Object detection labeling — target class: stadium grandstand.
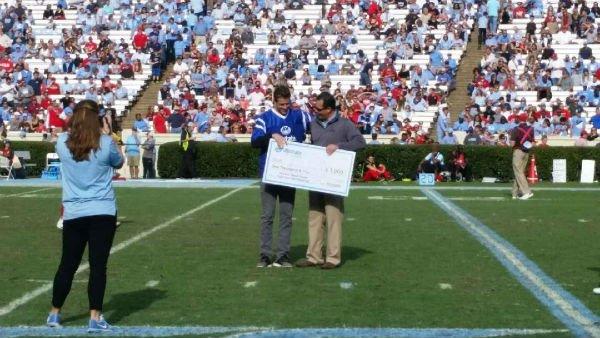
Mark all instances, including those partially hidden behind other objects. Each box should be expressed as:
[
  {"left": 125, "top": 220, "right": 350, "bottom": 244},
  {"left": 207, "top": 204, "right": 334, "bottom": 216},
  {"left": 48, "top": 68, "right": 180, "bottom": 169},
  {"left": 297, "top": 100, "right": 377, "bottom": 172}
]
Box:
[{"left": 0, "top": 0, "right": 599, "bottom": 150}]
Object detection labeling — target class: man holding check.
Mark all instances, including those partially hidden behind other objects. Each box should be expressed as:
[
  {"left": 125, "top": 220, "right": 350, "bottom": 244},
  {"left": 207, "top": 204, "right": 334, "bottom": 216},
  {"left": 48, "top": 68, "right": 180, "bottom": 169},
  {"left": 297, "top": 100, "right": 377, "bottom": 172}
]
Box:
[
  {"left": 296, "top": 92, "right": 366, "bottom": 269},
  {"left": 251, "top": 85, "right": 311, "bottom": 268}
]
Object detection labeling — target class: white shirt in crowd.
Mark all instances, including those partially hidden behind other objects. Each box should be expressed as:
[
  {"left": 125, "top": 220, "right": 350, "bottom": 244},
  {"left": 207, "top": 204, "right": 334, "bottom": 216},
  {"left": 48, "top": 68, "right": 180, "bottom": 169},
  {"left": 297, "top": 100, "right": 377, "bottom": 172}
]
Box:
[
  {"left": 173, "top": 62, "right": 189, "bottom": 74},
  {"left": 248, "top": 91, "right": 265, "bottom": 106}
]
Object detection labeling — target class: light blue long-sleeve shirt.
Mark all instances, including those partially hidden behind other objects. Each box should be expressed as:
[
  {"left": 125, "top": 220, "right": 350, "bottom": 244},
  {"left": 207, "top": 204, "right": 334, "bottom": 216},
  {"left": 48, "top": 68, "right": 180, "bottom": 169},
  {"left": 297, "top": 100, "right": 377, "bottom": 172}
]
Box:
[{"left": 57, "top": 133, "right": 124, "bottom": 220}]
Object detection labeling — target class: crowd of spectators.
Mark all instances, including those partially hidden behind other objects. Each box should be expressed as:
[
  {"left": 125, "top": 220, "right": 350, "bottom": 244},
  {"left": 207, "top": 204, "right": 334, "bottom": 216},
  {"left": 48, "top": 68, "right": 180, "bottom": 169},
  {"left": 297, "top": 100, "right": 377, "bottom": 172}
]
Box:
[
  {"left": 441, "top": 0, "right": 600, "bottom": 147},
  {"left": 132, "top": 0, "right": 474, "bottom": 145},
  {"left": 0, "top": 0, "right": 172, "bottom": 138}
]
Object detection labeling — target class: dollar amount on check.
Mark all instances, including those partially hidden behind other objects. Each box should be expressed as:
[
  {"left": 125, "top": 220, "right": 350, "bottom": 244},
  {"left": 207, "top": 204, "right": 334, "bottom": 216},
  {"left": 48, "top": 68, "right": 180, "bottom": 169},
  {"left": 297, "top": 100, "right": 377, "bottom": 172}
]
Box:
[{"left": 262, "top": 139, "right": 356, "bottom": 197}]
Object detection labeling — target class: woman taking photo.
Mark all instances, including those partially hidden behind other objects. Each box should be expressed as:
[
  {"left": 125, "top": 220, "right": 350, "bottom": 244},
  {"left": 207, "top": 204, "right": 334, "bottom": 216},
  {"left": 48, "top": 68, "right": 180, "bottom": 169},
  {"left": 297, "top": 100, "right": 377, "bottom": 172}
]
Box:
[{"left": 46, "top": 100, "right": 124, "bottom": 332}]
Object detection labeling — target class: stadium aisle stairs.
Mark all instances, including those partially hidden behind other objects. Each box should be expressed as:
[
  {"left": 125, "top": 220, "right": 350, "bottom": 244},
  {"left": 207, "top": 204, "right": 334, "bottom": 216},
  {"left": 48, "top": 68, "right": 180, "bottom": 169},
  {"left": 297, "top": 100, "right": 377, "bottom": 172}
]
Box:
[
  {"left": 122, "top": 63, "right": 175, "bottom": 129},
  {"left": 446, "top": 29, "right": 483, "bottom": 122}
]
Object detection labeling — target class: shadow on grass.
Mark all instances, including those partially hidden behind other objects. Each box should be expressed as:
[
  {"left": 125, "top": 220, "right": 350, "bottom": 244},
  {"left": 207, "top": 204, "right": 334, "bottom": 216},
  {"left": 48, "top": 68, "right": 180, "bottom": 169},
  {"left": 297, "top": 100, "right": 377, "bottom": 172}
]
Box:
[
  {"left": 290, "top": 245, "right": 372, "bottom": 265},
  {"left": 587, "top": 267, "right": 600, "bottom": 276},
  {"left": 62, "top": 288, "right": 167, "bottom": 324}
]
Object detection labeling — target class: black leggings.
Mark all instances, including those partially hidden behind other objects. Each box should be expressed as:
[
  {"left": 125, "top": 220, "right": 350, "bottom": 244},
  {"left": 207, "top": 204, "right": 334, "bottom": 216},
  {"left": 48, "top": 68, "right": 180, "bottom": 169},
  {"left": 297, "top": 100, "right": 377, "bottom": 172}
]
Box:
[{"left": 52, "top": 215, "right": 116, "bottom": 311}]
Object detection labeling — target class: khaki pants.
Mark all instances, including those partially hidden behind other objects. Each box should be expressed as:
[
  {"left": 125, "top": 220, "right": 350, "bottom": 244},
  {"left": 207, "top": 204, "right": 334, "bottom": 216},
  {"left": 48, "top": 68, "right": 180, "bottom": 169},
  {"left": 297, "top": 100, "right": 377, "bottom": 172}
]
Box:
[
  {"left": 512, "top": 149, "right": 531, "bottom": 197},
  {"left": 307, "top": 192, "right": 344, "bottom": 266}
]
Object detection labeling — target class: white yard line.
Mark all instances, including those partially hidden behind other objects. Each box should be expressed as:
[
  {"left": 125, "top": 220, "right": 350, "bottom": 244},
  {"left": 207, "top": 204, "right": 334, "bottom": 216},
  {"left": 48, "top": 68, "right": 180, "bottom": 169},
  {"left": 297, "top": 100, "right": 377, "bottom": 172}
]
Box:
[
  {"left": 0, "top": 187, "right": 244, "bottom": 317},
  {"left": 423, "top": 189, "right": 600, "bottom": 337},
  {"left": 0, "top": 187, "right": 55, "bottom": 198}
]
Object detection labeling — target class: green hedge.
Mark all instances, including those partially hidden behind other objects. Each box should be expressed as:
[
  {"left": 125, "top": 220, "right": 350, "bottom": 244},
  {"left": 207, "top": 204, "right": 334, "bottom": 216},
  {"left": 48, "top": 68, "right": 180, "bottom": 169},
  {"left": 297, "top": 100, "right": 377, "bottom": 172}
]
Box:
[
  {"left": 1, "top": 141, "right": 55, "bottom": 177},
  {"left": 158, "top": 142, "right": 259, "bottom": 178},
  {"left": 158, "top": 142, "right": 600, "bottom": 182}
]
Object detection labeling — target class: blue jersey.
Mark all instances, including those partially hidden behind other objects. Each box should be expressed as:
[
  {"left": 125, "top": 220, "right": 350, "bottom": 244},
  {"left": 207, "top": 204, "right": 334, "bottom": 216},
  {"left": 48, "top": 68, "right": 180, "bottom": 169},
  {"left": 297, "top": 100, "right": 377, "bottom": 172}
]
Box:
[{"left": 251, "top": 108, "right": 311, "bottom": 177}]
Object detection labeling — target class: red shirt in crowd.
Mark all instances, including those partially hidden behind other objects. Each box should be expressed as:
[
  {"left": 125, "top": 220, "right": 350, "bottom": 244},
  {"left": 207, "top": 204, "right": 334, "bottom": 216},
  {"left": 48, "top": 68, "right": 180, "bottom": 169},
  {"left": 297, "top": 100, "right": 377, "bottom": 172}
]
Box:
[
  {"left": 84, "top": 41, "right": 97, "bottom": 54},
  {"left": 475, "top": 76, "right": 490, "bottom": 88},
  {"left": 133, "top": 31, "right": 148, "bottom": 50},
  {"left": 120, "top": 63, "right": 133, "bottom": 73},
  {"left": 380, "top": 65, "right": 396, "bottom": 81},
  {"left": 48, "top": 106, "right": 65, "bottom": 129},
  {"left": 367, "top": 0, "right": 380, "bottom": 15},
  {"left": 512, "top": 5, "right": 526, "bottom": 18},
  {"left": 207, "top": 52, "right": 220, "bottom": 65},
  {"left": 0, "top": 57, "right": 13, "bottom": 73},
  {"left": 537, "top": 108, "right": 551, "bottom": 119},
  {"left": 46, "top": 81, "right": 61, "bottom": 95},
  {"left": 153, "top": 113, "right": 167, "bottom": 133}
]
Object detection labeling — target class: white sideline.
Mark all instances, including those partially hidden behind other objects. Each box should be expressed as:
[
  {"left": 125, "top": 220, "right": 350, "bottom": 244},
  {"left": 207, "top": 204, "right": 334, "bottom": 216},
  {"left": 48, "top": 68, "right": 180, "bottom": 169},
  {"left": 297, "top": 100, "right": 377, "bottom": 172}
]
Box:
[
  {"left": 0, "top": 187, "right": 244, "bottom": 317},
  {"left": 0, "top": 187, "right": 55, "bottom": 198}
]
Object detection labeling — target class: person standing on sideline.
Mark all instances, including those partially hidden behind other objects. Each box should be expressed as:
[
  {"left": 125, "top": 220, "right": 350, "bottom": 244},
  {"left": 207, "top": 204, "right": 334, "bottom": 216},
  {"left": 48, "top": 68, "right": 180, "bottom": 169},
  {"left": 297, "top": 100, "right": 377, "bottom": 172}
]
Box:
[
  {"left": 179, "top": 122, "right": 196, "bottom": 178},
  {"left": 47, "top": 100, "right": 124, "bottom": 332},
  {"left": 296, "top": 92, "right": 366, "bottom": 270},
  {"left": 510, "top": 115, "right": 534, "bottom": 200},
  {"left": 125, "top": 128, "right": 141, "bottom": 179},
  {"left": 141, "top": 132, "right": 156, "bottom": 179},
  {"left": 251, "top": 85, "right": 310, "bottom": 268}
]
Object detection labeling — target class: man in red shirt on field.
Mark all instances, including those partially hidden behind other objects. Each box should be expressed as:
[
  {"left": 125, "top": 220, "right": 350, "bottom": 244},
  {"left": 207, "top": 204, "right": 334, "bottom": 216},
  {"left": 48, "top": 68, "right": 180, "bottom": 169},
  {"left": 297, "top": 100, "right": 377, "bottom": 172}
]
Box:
[{"left": 132, "top": 29, "right": 149, "bottom": 51}]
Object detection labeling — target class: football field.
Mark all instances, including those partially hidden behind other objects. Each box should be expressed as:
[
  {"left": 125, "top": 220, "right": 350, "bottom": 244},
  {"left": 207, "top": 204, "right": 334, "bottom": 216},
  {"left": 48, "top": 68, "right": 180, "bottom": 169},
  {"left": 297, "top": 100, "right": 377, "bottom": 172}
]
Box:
[{"left": 1, "top": 181, "right": 599, "bottom": 337}]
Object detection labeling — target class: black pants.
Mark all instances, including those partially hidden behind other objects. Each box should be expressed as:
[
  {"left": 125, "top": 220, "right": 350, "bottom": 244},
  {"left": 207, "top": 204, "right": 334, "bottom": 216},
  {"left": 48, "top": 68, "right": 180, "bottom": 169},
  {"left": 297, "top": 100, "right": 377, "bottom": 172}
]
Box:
[
  {"left": 421, "top": 162, "right": 443, "bottom": 174},
  {"left": 478, "top": 28, "right": 486, "bottom": 46},
  {"left": 179, "top": 148, "right": 195, "bottom": 178},
  {"left": 143, "top": 157, "right": 155, "bottom": 179},
  {"left": 166, "top": 40, "right": 176, "bottom": 62},
  {"left": 449, "top": 163, "right": 471, "bottom": 181},
  {"left": 52, "top": 215, "right": 116, "bottom": 311}
]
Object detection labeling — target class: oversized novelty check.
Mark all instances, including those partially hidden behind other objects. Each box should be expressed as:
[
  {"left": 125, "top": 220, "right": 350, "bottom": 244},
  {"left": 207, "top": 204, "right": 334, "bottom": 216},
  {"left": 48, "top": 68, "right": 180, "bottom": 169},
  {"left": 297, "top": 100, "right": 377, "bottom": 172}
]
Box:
[{"left": 262, "top": 139, "right": 356, "bottom": 197}]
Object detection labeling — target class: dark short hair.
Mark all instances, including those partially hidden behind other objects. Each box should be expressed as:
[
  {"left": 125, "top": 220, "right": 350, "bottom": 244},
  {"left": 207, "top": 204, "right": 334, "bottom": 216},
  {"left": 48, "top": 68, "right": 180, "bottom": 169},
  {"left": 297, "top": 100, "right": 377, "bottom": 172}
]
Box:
[
  {"left": 316, "top": 91, "right": 336, "bottom": 110},
  {"left": 273, "top": 85, "right": 291, "bottom": 101}
]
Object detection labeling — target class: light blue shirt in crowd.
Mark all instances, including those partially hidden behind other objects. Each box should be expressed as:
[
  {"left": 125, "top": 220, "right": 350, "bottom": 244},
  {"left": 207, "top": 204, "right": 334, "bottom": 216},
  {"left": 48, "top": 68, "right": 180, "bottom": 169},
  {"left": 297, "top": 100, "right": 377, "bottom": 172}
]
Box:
[
  {"left": 57, "top": 133, "right": 124, "bottom": 220},
  {"left": 487, "top": 0, "right": 500, "bottom": 16}
]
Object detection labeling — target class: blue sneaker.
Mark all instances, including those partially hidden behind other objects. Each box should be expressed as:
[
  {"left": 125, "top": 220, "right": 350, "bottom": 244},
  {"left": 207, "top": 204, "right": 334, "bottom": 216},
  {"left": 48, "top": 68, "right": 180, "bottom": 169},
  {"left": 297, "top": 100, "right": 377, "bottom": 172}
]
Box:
[
  {"left": 87, "top": 315, "right": 112, "bottom": 333},
  {"left": 46, "top": 313, "right": 61, "bottom": 328}
]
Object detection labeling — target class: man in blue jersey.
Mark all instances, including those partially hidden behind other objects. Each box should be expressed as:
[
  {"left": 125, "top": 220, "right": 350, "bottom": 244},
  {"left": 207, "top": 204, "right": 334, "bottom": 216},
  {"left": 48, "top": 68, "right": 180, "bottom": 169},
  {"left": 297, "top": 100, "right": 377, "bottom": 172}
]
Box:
[{"left": 251, "top": 85, "right": 311, "bottom": 268}]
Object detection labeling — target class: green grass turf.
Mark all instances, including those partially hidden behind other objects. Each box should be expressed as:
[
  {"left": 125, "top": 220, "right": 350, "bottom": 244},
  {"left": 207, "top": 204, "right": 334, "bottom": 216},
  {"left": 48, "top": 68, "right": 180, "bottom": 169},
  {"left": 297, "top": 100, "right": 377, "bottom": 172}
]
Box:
[
  {"left": 0, "top": 187, "right": 565, "bottom": 332},
  {"left": 441, "top": 188, "right": 600, "bottom": 317}
]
